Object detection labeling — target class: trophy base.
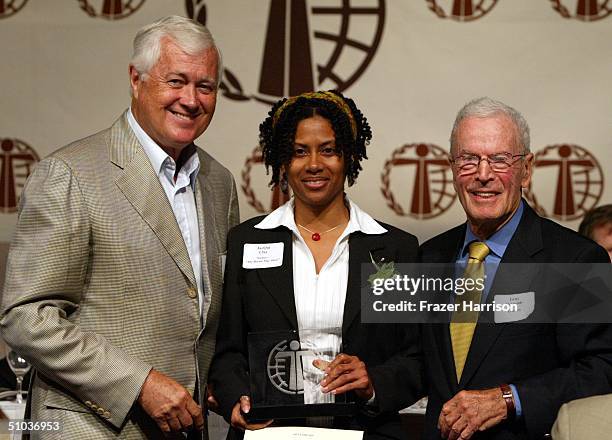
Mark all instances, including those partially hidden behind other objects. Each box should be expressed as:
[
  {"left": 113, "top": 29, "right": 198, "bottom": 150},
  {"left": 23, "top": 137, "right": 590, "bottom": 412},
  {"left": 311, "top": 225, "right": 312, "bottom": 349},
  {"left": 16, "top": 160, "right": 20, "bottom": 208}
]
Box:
[{"left": 245, "top": 402, "right": 357, "bottom": 422}]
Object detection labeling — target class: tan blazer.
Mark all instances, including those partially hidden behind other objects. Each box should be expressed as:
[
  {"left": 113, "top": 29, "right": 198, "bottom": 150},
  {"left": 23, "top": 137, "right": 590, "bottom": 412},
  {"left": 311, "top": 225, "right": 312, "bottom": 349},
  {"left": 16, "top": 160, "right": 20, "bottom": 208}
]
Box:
[
  {"left": 0, "top": 112, "right": 239, "bottom": 439},
  {"left": 551, "top": 394, "right": 612, "bottom": 440}
]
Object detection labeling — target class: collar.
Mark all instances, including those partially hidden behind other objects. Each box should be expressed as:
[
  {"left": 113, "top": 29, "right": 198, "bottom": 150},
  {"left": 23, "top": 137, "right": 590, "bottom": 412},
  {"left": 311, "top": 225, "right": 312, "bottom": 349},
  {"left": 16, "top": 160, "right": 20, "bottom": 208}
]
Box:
[
  {"left": 254, "top": 197, "right": 388, "bottom": 239},
  {"left": 461, "top": 199, "right": 524, "bottom": 259},
  {"left": 127, "top": 107, "right": 200, "bottom": 189}
]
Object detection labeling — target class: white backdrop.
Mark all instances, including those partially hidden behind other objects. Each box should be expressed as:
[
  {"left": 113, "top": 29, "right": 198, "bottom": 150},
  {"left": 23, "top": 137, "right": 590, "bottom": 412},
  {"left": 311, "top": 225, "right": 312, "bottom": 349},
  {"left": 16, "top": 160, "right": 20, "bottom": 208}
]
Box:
[{"left": 0, "top": 0, "right": 610, "bottom": 244}]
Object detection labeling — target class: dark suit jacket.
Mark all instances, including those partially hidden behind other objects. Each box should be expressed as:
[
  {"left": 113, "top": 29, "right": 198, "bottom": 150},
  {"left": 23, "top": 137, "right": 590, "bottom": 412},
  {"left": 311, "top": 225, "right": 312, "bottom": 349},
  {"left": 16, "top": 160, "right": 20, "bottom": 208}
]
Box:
[
  {"left": 210, "top": 216, "right": 423, "bottom": 439},
  {"left": 420, "top": 202, "right": 612, "bottom": 440}
]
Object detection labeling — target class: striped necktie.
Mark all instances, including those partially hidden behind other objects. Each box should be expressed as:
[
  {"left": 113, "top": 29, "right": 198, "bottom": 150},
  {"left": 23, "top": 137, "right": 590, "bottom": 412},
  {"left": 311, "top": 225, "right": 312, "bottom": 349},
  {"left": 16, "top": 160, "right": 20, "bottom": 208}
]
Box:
[{"left": 450, "top": 241, "right": 490, "bottom": 381}]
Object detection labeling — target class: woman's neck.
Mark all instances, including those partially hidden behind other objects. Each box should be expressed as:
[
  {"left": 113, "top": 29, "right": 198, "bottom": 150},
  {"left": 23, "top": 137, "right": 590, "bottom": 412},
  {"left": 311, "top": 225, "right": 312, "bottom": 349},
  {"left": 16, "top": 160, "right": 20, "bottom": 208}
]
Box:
[{"left": 294, "top": 196, "right": 349, "bottom": 228}]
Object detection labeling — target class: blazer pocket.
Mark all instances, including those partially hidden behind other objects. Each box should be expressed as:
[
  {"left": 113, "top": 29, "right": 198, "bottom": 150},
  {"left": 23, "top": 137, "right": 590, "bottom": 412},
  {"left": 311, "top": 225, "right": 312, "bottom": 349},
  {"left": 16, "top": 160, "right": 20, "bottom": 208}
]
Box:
[{"left": 497, "top": 323, "right": 551, "bottom": 338}]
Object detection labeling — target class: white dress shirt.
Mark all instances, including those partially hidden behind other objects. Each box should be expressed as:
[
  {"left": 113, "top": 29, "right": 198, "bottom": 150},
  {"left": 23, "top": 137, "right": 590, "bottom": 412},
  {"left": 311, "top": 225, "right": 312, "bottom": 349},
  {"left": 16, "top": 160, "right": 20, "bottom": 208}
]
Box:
[
  {"left": 255, "top": 197, "right": 387, "bottom": 404},
  {"left": 127, "top": 108, "right": 208, "bottom": 322}
]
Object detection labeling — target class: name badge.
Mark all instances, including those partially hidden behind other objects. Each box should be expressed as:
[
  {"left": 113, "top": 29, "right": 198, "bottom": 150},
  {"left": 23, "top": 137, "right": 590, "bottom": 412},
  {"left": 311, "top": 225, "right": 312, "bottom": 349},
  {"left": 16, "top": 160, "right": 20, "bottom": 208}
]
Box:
[
  {"left": 243, "top": 243, "right": 284, "bottom": 269},
  {"left": 494, "top": 291, "right": 535, "bottom": 323}
]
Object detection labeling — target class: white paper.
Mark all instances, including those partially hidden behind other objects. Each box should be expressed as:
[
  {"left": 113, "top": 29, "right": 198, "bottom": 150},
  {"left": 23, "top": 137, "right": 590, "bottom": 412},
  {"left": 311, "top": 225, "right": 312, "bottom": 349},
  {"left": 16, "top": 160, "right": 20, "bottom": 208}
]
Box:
[
  {"left": 242, "top": 242, "right": 284, "bottom": 268},
  {"left": 244, "top": 426, "right": 363, "bottom": 440},
  {"left": 494, "top": 291, "right": 535, "bottom": 323}
]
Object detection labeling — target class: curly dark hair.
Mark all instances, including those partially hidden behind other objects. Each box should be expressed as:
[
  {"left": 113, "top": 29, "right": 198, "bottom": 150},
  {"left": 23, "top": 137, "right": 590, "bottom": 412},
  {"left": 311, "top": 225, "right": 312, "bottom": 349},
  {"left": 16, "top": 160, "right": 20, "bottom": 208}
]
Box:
[
  {"left": 579, "top": 204, "right": 612, "bottom": 239},
  {"left": 259, "top": 90, "right": 372, "bottom": 188}
]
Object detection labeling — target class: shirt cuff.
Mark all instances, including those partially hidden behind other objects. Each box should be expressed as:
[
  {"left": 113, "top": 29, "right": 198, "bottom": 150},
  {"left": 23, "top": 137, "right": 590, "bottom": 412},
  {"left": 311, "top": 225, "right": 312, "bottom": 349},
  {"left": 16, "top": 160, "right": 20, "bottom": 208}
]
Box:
[{"left": 509, "top": 384, "right": 522, "bottom": 418}]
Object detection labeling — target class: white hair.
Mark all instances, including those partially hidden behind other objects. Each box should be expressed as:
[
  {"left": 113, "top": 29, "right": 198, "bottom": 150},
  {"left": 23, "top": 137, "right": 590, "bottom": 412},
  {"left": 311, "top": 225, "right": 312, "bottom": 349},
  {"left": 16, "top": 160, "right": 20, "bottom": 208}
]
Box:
[
  {"left": 450, "top": 97, "right": 530, "bottom": 154},
  {"left": 130, "top": 15, "right": 223, "bottom": 86}
]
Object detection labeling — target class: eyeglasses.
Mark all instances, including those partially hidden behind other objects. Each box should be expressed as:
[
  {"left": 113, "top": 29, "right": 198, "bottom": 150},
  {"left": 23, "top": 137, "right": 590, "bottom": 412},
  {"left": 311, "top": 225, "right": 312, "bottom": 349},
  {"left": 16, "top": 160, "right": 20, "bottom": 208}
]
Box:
[{"left": 450, "top": 152, "right": 527, "bottom": 174}]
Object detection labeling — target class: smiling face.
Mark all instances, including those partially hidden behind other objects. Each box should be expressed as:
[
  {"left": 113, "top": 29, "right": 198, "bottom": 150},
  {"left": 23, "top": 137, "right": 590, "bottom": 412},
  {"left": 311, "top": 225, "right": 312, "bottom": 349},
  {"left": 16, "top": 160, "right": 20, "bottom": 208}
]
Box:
[
  {"left": 452, "top": 114, "right": 533, "bottom": 238},
  {"left": 287, "top": 116, "right": 346, "bottom": 212},
  {"left": 129, "top": 37, "right": 218, "bottom": 159}
]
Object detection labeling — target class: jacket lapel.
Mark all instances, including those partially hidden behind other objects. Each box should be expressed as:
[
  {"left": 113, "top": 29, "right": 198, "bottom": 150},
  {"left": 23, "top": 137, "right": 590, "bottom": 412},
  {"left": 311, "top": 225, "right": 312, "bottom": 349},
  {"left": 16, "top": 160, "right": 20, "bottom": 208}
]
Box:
[
  {"left": 194, "top": 152, "right": 220, "bottom": 325},
  {"left": 428, "top": 227, "right": 466, "bottom": 392},
  {"left": 459, "top": 203, "right": 543, "bottom": 388},
  {"left": 255, "top": 229, "right": 298, "bottom": 329},
  {"left": 343, "top": 233, "right": 386, "bottom": 335},
  {"left": 111, "top": 112, "right": 197, "bottom": 288}
]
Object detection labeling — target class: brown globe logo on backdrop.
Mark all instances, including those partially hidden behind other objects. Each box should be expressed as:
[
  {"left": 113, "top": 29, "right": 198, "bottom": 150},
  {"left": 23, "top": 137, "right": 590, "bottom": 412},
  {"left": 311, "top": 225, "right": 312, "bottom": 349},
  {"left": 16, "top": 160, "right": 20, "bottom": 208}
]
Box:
[
  {"left": 78, "top": 0, "right": 145, "bottom": 20},
  {"left": 242, "top": 146, "right": 291, "bottom": 213},
  {"left": 186, "top": 0, "right": 386, "bottom": 104},
  {"left": 550, "top": 0, "right": 612, "bottom": 21},
  {"left": 0, "top": 138, "right": 39, "bottom": 213},
  {"left": 185, "top": 0, "right": 207, "bottom": 25},
  {"left": 0, "top": 0, "right": 28, "bottom": 19},
  {"left": 524, "top": 144, "right": 603, "bottom": 221},
  {"left": 381, "top": 143, "right": 456, "bottom": 219},
  {"left": 426, "top": 0, "right": 499, "bottom": 21},
  {"left": 187, "top": 0, "right": 385, "bottom": 209}
]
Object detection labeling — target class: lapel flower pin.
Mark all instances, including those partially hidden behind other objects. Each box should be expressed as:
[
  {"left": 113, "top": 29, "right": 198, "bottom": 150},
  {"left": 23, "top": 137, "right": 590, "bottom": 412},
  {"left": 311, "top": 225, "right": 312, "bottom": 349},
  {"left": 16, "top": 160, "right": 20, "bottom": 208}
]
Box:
[{"left": 367, "top": 252, "right": 398, "bottom": 286}]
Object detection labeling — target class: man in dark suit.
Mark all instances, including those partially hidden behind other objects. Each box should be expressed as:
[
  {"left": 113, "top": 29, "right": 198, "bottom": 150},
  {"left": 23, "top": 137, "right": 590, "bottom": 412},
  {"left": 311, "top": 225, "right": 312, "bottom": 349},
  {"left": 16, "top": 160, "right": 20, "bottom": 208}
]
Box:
[{"left": 420, "top": 97, "right": 612, "bottom": 440}]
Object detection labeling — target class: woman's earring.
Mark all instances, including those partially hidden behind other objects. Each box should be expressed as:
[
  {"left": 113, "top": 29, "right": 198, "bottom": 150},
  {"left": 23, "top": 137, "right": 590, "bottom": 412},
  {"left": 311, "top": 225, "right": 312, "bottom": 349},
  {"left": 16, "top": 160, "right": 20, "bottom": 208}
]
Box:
[{"left": 280, "top": 172, "right": 288, "bottom": 193}]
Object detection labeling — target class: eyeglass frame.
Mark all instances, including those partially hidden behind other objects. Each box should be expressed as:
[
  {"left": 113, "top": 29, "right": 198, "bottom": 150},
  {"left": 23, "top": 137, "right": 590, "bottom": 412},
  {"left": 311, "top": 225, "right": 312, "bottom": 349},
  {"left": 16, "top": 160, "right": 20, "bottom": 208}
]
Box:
[{"left": 449, "top": 152, "right": 528, "bottom": 174}]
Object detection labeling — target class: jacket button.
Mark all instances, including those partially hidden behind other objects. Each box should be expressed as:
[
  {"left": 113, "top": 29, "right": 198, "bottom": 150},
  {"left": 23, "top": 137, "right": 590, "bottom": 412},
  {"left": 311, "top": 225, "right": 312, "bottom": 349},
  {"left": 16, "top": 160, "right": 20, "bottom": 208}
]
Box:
[
  {"left": 91, "top": 404, "right": 98, "bottom": 411},
  {"left": 187, "top": 287, "right": 197, "bottom": 299},
  {"left": 103, "top": 411, "right": 111, "bottom": 419},
  {"left": 85, "top": 401, "right": 92, "bottom": 408},
  {"left": 97, "top": 407, "right": 105, "bottom": 415}
]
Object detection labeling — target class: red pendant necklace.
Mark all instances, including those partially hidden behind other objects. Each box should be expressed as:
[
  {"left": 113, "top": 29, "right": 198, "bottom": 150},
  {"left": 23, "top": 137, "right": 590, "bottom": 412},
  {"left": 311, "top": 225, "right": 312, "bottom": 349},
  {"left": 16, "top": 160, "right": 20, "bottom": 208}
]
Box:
[{"left": 297, "top": 223, "right": 344, "bottom": 241}]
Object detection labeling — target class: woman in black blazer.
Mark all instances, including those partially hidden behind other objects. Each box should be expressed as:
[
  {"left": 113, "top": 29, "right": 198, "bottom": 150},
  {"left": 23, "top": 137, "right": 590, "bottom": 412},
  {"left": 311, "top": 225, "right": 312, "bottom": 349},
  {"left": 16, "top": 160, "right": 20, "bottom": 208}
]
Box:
[{"left": 209, "top": 91, "right": 422, "bottom": 439}]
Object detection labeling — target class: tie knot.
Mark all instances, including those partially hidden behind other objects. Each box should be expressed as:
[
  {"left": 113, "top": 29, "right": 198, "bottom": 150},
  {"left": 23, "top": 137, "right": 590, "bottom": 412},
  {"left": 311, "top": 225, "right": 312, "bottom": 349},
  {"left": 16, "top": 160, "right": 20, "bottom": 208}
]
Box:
[{"left": 468, "top": 241, "right": 490, "bottom": 262}]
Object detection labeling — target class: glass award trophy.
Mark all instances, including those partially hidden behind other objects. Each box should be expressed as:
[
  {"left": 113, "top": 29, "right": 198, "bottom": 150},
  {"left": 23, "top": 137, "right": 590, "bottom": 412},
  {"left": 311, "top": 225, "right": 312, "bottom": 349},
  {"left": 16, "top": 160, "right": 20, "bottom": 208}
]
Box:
[{"left": 245, "top": 327, "right": 357, "bottom": 421}]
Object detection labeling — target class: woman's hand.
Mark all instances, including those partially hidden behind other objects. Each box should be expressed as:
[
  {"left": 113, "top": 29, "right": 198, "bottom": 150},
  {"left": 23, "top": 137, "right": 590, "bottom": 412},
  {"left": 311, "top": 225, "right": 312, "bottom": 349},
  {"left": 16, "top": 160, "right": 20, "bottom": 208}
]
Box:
[
  {"left": 319, "top": 353, "right": 374, "bottom": 400},
  {"left": 230, "top": 396, "right": 274, "bottom": 431},
  {"left": 206, "top": 383, "right": 219, "bottom": 412}
]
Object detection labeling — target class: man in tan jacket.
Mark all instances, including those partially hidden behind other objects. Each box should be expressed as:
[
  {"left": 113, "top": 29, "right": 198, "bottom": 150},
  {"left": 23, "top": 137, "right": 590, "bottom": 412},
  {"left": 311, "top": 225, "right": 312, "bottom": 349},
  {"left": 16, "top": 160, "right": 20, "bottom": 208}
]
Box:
[
  {"left": 0, "top": 16, "right": 238, "bottom": 439},
  {"left": 552, "top": 394, "right": 612, "bottom": 440}
]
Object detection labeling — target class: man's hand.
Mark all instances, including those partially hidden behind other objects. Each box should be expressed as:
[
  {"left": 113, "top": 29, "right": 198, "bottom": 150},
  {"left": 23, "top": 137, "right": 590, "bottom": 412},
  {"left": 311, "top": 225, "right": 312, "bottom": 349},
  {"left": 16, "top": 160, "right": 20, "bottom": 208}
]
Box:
[
  {"left": 138, "top": 369, "right": 204, "bottom": 433},
  {"left": 230, "top": 396, "right": 273, "bottom": 431},
  {"left": 438, "top": 388, "right": 507, "bottom": 440},
  {"left": 320, "top": 353, "right": 374, "bottom": 400}
]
